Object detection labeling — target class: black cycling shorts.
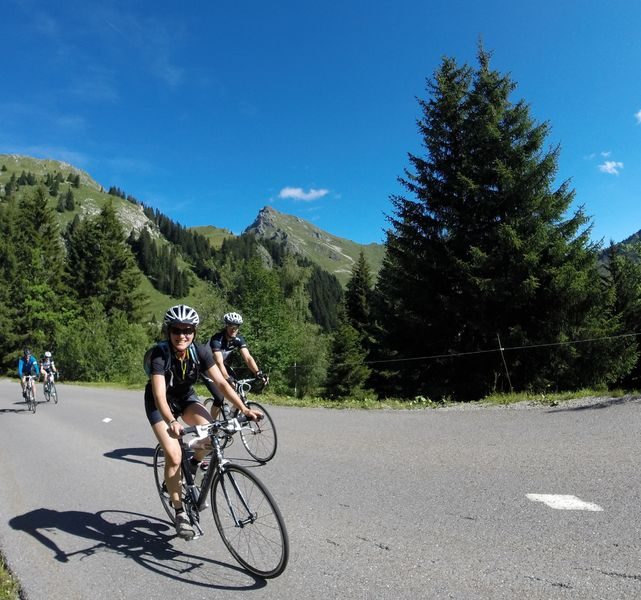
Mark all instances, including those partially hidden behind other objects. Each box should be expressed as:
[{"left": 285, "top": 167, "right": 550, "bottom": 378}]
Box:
[{"left": 144, "top": 387, "right": 201, "bottom": 426}]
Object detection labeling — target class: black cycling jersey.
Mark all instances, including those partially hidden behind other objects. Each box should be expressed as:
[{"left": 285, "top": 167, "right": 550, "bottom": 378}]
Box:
[
  {"left": 145, "top": 341, "right": 214, "bottom": 402},
  {"left": 144, "top": 341, "right": 215, "bottom": 425},
  {"left": 209, "top": 330, "right": 248, "bottom": 362}
]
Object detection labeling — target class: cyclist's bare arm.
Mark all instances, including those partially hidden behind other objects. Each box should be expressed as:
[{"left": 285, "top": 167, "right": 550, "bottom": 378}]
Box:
[
  {"left": 212, "top": 350, "right": 230, "bottom": 380},
  {"left": 151, "top": 374, "right": 183, "bottom": 438}
]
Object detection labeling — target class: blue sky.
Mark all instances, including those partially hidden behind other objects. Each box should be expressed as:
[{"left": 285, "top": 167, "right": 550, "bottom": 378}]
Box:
[{"left": 1, "top": 0, "right": 640, "bottom": 245}]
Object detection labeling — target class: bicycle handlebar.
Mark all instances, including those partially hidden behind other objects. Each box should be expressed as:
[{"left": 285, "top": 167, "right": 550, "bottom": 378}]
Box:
[{"left": 182, "top": 414, "right": 250, "bottom": 439}]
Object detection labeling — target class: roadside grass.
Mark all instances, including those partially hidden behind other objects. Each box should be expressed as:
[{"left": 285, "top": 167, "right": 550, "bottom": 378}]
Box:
[
  {"left": 35, "top": 378, "right": 635, "bottom": 409},
  {"left": 0, "top": 555, "right": 20, "bottom": 600}
]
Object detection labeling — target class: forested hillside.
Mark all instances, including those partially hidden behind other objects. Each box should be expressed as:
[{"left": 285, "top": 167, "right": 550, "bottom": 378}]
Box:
[{"left": 0, "top": 154, "right": 345, "bottom": 395}]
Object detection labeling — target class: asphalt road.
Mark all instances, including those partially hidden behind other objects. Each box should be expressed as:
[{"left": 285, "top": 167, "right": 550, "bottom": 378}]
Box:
[{"left": 1, "top": 377, "right": 641, "bottom": 599}]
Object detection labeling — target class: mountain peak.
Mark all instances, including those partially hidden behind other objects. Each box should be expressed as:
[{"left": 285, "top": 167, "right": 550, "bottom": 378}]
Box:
[{"left": 244, "top": 206, "right": 384, "bottom": 286}]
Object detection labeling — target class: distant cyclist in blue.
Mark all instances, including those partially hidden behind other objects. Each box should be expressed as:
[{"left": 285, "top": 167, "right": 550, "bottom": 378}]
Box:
[{"left": 18, "top": 348, "right": 40, "bottom": 401}]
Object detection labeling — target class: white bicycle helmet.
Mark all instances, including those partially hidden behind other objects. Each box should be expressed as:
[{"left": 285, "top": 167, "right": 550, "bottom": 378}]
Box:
[
  {"left": 164, "top": 304, "right": 200, "bottom": 327},
  {"left": 223, "top": 312, "right": 243, "bottom": 326},
  {"left": 44, "top": 351, "right": 52, "bottom": 358}
]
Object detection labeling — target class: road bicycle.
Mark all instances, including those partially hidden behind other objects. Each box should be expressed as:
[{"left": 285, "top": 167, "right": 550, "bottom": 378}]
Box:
[
  {"left": 203, "top": 376, "right": 277, "bottom": 463},
  {"left": 152, "top": 416, "right": 289, "bottom": 578},
  {"left": 43, "top": 373, "right": 58, "bottom": 404},
  {"left": 23, "top": 375, "right": 37, "bottom": 413}
]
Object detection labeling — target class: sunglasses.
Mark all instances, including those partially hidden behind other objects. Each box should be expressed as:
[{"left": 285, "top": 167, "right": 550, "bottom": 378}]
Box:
[{"left": 170, "top": 327, "right": 195, "bottom": 336}]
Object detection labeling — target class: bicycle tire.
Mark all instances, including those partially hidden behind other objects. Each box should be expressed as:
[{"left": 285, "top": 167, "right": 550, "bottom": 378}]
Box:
[
  {"left": 43, "top": 383, "right": 50, "bottom": 402},
  {"left": 51, "top": 382, "right": 58, "bottom": 404},
  {"left": 152, "top": 445, "right": 176, "bottom": 524},
  {"left": 28, "top": 386, "right": 36, "bottom": 413},
  {"left": 240, "top": 401, "right": 277, "bottom": 462},
  {"left": 211, "top": 464, "right": 288, "bottom": 578}
]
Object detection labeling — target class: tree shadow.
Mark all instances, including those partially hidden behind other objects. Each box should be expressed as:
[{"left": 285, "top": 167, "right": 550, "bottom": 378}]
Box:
[
  {"left": 546, "top": 395, "right": 641, "bottom": 413},
  {"left": 9, "top": 507, "right": 267, "bottom": 590}
]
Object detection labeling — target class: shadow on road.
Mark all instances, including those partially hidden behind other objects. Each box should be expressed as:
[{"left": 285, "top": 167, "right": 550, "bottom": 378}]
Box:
[
  {"left": 9, "top": 508, "right": 267, "bottom": 591},
  {"left": 546, "top": 395, "right": 641, "bottom": 413},
  {"left": 103, "top": 446, "right": 155, "bottom": 467},
  {"left": 0, "top": 400, "right": 38, "bottom": 414}
]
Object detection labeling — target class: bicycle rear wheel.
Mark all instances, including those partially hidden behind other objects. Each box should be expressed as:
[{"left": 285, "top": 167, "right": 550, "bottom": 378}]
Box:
[
  {"left": 211, "top": 464, "right": 288, "bottom": 578},
  {"left": 240, "top": 401, "right": 277, "bottom": 462},
  {"left": 153, "top": 445, "right": 176, "bottom": 524}
]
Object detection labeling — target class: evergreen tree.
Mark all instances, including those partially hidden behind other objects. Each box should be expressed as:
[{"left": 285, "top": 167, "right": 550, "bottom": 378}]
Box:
[
  {"left": 602, "top": 242, "right": 641, "bottom": 387},
  {"left": 375, "top": 46, "right": 632, "bottom": 400},
  {"left": 345, "top": 251, "right": 373, "bottom": 334},
  {"left": 64, "top": 188, "right": 75, "bottom": 211},
  {"left": 65, "top": 201, "right": 146, "bottom": 321},
  {"left": 325, "top": 312, "right": 371, "bottom": 399},
  {"left": 8, "top": 187, "right": 67, "bottom": 354}
]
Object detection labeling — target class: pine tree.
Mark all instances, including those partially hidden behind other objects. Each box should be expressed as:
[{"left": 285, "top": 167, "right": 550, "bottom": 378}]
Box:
[
  {"left": 64, "top": 201, "right": 146, "bottom": 321},
  {"left": 345, "top": 251, "right": 373, "bottom": 335},
  {"left": 375, "top": 46, "right": 632, "bottom": 400},
  {"left": 325, "top": 310, "right": 371, "bottom": 399},
  {"left": 64, "top": 188, "right": 75, "bottom": 210}
]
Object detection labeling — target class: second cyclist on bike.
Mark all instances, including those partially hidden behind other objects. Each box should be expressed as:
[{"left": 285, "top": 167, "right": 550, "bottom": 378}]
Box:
[
  {"left": 40, "top": 350, "right": 58, "bottom": 395},
  {"left": 204, "top": 312, "right": 269, "bottom": 415}
]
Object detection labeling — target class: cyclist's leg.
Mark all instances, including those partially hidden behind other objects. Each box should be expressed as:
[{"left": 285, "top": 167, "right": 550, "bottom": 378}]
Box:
[
  {"left": 182, "top": 398, "right": 213, "bottom": 463},
  {"left": 151, "top": 421, "right": 183, "bottom": 510}
]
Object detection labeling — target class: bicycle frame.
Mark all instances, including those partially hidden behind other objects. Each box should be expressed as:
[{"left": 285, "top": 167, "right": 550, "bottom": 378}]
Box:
[{"left": 180, "top": 418, "right": 248, "bottom": 530}]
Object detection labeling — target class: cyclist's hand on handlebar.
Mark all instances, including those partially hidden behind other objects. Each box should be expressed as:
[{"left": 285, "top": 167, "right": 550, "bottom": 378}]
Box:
[
  {"left": 167, "top": 419, "right": 183, "bottom": 438},
  {"left": 256, "top": 371, "right": 269, "bottom": 386},
  {"left": 243, "top": 407, "right": 263, "bottom": 421}
]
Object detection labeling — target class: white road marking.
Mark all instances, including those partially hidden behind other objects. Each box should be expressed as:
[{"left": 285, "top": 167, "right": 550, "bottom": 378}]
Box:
[
  {"left": 526, "top": 494, "right": 603, "bottom": 511},
  {"left": 102, "top": 418, "right": 112, "bottom": 423}
]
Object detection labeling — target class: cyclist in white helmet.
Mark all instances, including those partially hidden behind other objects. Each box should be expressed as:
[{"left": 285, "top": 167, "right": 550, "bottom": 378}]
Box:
[
  {"left": 39, "top": 350, "right": 58, "bottom": 392},
  {"left": 144, "top": 304, "right": 262, "bottom": 540},
  {"left": 204, "top": 312, "right": 269, "bottom": 407}
]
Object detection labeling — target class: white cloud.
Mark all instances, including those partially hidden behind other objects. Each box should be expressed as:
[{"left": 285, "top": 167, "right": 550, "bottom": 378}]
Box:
[
  {"left": 278, "top": 187, "right": 329, "bottom": 202},
  {"left": 599, "top": 160, "right": 624, "bottom": 175},
  {"left": 635, "top": 109, "right": 641, "bottom": 124},
  {"left": 600, "top": 151, "right": 611, "bottom": 158}
]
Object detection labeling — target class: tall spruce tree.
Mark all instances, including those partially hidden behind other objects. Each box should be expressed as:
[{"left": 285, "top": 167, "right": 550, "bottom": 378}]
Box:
[
  {"left": 345, "top": 251, "right": 373, "bottom": 335},
  {"left": 65, "top": 201, "right": 146, "bottom": 321},
  {"left": 375, "top": 47, "right": 632, "bottom": 400}
]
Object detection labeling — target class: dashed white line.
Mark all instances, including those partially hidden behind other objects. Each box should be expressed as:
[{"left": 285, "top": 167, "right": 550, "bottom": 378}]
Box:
[
  {"left": 526, "top": 494, "right": 603, "bottom": 511},
  {"left": 102, "top": 418, "right": 112, "bottom": 423}
]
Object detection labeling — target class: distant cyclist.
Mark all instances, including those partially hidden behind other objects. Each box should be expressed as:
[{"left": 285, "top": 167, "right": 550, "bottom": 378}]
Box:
[
  {"left": 18, "top": 348, "right": 40, "bottom": 401},
  {"left": 39, "top": 351, "right": 58, "bottom": 392},
  {"left": 145, "top": 304, "right": 262, "bottom": 540},
  {"left": 204, "top": 312, "right": 269, "bottom": 412}
]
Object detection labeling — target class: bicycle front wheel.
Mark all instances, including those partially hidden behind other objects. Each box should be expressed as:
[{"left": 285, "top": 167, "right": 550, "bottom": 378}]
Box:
[
  {"left": 211, "top": 464, "right": 288, "bottom": 578},
  {"left": 240, "top": 401, "right": 277, "bottom": 462},
  {"left": 43, "top": 384, "right": 50, "bottom": 402},
  {"left": 50, "top": 382, "right": 58, "bottom": 404},
  {"left": 153, "top": 445, "right": 176, "bottom": 524},
  {"left": 29, "top": 388, "right": 36, "bottom": 413}
]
